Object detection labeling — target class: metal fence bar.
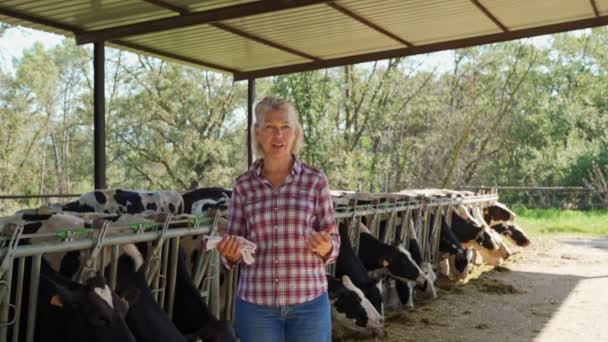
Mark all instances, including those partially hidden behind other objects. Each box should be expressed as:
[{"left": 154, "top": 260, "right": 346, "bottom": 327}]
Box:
[
  {"left": 0, "top": 194, "right": 80, "bottom": 200},
  {"left": 461, "top": 186, "right": 593, "bottom": 191},
  {"left": 109, "top": 245, "right": 119, "bottom": 290},
  {"left": 11, "top": 258, "right": 25, "bottom": 342},
  {"left": 0, "top": 260, "right": 13, "bottom": 341},
  {"left": 25, "top": 255, "right": 40, "bottom": 342},
  {"left": 166, "top": 238, "right": 180, "bottom": 319},
  {"left": 208, "top": 250, "right": 220, "bottom": 319},
  {"left": 333, "top": 194, "right": 498, "bottom": 219},
  {"left": 7, "top": 226, "right": 211, "bottom": 258}
]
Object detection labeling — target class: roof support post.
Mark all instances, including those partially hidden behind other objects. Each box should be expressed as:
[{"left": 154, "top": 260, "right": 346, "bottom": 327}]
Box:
[
  {"left": 94, "top": 42, "right": 107, "bottom": 189},
  {"left": 247, "top": 78, "right": 256, "bottom": 166}
]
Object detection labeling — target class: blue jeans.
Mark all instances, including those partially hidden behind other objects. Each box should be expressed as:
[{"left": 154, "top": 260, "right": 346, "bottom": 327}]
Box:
[{"left": 235, "top": 293, "right": 331, "bottom": 342}]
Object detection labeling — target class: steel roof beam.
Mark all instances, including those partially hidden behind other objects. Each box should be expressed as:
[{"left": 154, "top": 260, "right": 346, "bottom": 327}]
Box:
[
  {"left": 211, "top": 22, "right": 321, "bottom": 62},
  {"left": 327, "top": 2, "right": 413, "bottom": 47},
  {"left": 75, "top": 0, "right": 331, "bottom": 45},
  {"left": 0, "top": 6, "right": 83, "bottom": 34},
  {"left": 233, "top": 14, "right": 608, "bottom": 80},
  {"left": 113, "top": 39, "right": 239, "bottom": 73},
  {"left": 142, "top": 0, "right": 189, "bottom": 15},
  {"left": 470, "top": 0, "right": 508, "bottom": 32},
  {"left": 590, "top": 0, "right": 600, "bottom": 17}
]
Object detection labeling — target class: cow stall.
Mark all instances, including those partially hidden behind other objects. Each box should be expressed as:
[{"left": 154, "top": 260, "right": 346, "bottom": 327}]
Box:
[{"left": 0, "top": 188, "right": 513, "bottom": 341}]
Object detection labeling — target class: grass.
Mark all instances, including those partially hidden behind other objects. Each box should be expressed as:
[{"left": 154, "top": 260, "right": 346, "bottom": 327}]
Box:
[{"left": 513, "top": 206, "right": 608, "bottom": 236}]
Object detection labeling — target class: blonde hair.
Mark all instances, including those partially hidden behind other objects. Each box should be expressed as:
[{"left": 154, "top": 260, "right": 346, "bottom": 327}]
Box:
[{"left": 252, "top": 96, "right": 304, "bottom": 158}]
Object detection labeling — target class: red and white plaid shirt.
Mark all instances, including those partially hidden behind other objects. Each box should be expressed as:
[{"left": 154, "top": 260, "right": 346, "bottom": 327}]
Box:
[{"left": 226, "top": 157, "right": 340, "bottom": 306}]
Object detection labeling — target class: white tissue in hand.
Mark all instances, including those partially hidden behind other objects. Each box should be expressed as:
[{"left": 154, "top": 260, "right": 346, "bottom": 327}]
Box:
[{"left": 204, "top": 236, "right": 257, "bottom": 265}]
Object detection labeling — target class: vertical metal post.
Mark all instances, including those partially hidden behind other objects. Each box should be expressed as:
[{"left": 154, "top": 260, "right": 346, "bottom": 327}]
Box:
[
  {"left": 247, "top": 78, "right": 256, "bottom": 166},
  {"left": 11, "top": 258, "right": 25, "bottom": 342},
  {"left": 26, "top": 255, "right": 41, "bottom": 342},
  {"left": 0, "top": 258, "right": 13, "bottom": 342},
  {"left": 208, "top": 249, "right": 221, "bottom": 319},
  {"left": 110, "top": 245, "right": 119, "bottom": 290},
  {"left": 158, "top": 241, "right": 170, "bottom": 306},
  {"left": 166, "top": 238, "right": 180, "bottom": 319},
  {"left": 224, "top": 267, "right": 236, "bottom": 321},
  {"left": 94, "top": 41, "right": 106, "bottom": 189}
]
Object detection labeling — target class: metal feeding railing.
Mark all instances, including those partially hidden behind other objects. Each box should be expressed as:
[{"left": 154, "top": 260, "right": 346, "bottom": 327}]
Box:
[{"left": 0, "top": 192, "right": 497, "bottom": 342}]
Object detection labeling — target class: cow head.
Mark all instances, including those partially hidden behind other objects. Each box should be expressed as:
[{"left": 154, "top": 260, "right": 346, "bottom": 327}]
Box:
[
  {"left": 483, "top": 202, "right": 516, "bottom": 225},
  {"left": 448, "top": 248, "right": 475, "bottom": 280},
  {"left": 491, "top": 222, "right": 530, "bottom": 247},
  {"left": 389, "top": 245, "right": 427, "bottom": 286},
  {"left": 47, "top": 275, "right": 136, "bottom": 342},
  {"left": 329, "top": 275, "right": 384, "bottom": 337},
  {"left": 476, "top": 226, "right": 500, "bottom": 250},
  {"left": 394, "top": 278, "right": 416, "bottom": 309},
  {"left": 418, "top": 262, "right": 438, "bottom": 299},
  {"left": 450, "top": 206, "right": 486, "bottom": 243},
  {"left": 464, "top": 230, "right": 512, "bottom": 266}
]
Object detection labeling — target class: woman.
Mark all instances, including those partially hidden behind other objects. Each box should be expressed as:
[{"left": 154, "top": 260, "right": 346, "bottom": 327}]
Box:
[{"left": 217, "top": 96, "right": 340, "bottom": 342}]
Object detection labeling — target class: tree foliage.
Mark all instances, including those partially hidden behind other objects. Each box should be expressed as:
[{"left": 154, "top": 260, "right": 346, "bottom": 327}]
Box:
[{"left": 2, "top": 27, "right": 608, "bottom": 213}]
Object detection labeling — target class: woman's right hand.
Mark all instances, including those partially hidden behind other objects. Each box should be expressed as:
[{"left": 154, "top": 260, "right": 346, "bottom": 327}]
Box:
[{"left": 217, "top": 235, "right": 242, "bottom": 264}]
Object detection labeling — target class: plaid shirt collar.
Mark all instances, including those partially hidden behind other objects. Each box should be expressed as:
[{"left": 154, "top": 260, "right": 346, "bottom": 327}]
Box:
[{"left": 249, "top": 155, "right": 302, "bottom": 180}]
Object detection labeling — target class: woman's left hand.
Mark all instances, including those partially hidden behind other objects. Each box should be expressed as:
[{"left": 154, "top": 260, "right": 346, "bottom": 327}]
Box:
[{"left": 307, "top": 230, "right": 332, "bottom": 259}]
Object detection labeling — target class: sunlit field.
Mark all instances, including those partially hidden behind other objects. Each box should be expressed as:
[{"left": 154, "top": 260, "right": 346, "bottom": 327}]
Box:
[{"left": 514, "top": 206, "right": 608, "bottom": 236}]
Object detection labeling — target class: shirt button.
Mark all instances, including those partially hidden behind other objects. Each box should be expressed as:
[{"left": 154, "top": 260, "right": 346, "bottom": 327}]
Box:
[
  {"left": 275, "top": 278, "right": 279, "bottom": 283},
  {"left": 274, "top": 207, "right": 278, "bottom": 211},
  {"left": 274, "top": 226, "right": 278, "bottom": 229}
]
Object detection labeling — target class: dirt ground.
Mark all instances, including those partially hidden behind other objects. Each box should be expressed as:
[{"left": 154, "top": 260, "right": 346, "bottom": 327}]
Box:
[{"left": 340, "top": 236, "right": 608, "bottom": 342}]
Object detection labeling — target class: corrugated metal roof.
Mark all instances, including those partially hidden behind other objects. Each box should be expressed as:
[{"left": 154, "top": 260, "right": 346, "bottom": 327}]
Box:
[
  {"left": 592, "top": 0, "right": 607, "bottom": 14},
  {"left": 0, "top": 0, "right": 607, "bottom": 79},
  {"left": 485, "top": 0, "right": 593, "bottom": 30}
]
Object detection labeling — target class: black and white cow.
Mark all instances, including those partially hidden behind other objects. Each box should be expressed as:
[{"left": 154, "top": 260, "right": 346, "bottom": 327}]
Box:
[
  {"left": 462, "top": 228, "right": 512, "bottom": 266},
  {"left": 386, "top": 217, "right": 438, "bottom": 308},
  {"left": 358, "top": 224, "right": 426, "bottom": 285},
  {"left": 483, "top": 202, "right": 516, "bottom": 226},
  {"left": 41, "top": 273, "right": 136, "bottom": 342},
  {"left": 356, "top": 223, "right": 428, "bottom": 310},
  {"left": 491, "top": 222, "right": 530, "bottom": 247},
  {"left": 112, "top": 250, "right": 196, "bottom": 342},
  {"left": 181, "top": 188, "right": 232, "bottom": 216},
  {"left": 428, "top": 213, "right": 475, "bottom": 279},
  {"left": 328, "top": 274, "right": 384, "bottom": 337},
  {"left": 171, "top": 246, "right": 238, "bottom": 342},
  {"left": 63, "top": 189, "right": 184, "bottom": 215},
  {"left": 401, "top": 220, "right": 437, "bottom": 299},
  {"left": 0, "top": 212, "right": 87, "bottom": 273},
  {"left": 447, "top": 205, "right": 499, "bottom": 251},
  {"left": 335, "top": 223, "right": 384, "bottom": 315},
  {"left": 8, "top": 257, "right": 135, "bottom": 342}
]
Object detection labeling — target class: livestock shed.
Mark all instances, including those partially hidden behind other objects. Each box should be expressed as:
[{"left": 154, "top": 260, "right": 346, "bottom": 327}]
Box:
[
  {"left": 1, "top": 0, "right": 607, "bottom": 187},
  {"left": 0, "top": 1, "right": 605, "bottom": 341}
]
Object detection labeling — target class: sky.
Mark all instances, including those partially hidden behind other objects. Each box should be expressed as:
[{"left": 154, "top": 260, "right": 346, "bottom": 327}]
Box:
[{"left": 0, "top": 24, "right": 568, "bottom": 77}]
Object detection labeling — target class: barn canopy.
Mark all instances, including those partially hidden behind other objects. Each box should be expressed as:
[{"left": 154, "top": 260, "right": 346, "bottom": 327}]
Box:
[{"left": 1, "top": 0, "right": 607, "bottom": 80}]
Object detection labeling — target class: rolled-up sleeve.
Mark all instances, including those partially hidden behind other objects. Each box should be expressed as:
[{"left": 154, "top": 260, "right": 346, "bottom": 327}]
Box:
[{"left": 315, "top": 173, "right": 340, "bottom": 265}]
